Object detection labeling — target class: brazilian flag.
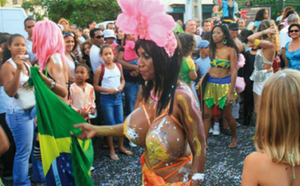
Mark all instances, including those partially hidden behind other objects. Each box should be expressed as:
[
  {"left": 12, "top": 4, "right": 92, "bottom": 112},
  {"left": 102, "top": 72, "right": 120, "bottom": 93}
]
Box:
[{"left": 28, "top": 67, "right": 94, "bottom": 186}]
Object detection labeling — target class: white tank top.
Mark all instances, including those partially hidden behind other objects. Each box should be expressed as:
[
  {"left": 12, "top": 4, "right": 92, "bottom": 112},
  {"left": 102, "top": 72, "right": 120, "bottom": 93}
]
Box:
[
  {"left": 66, "top": 57, "right": 75, "bottom": 77},
  {"left": 7, "top": 58, "right": 30, "bottom": 110},
  {"left": 101, "top": 64, "right": 121, "bottom": 95},
  {"left": 0, "top": 86, "right": 9, "bottom": 113}
]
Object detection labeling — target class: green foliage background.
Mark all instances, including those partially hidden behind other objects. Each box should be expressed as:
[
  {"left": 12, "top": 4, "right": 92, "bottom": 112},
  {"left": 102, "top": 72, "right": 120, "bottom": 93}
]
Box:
[{"left": 22, "top": 0, "right": 121, "bottom": 27}]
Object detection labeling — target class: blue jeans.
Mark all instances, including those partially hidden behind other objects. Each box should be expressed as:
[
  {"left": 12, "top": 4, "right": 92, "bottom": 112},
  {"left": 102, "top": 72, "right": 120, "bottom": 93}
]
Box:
[
  {"left": 124, "top": 82, "right": 139, "bottom": 115},
  {"left": 31, "top": 124, "right": 45, "bottom": 183},
  {"left": 6, "top": 108, "right": 34, "bottom": 186},
  {"left": 100, "top": 93, "right": 123, "bottom": 125}
]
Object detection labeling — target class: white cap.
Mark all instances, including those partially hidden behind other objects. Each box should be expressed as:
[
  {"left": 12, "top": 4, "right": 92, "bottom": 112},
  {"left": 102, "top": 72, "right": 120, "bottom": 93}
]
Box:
[{"left": 103, "top": 29, "right": 116, "bottom": 39}]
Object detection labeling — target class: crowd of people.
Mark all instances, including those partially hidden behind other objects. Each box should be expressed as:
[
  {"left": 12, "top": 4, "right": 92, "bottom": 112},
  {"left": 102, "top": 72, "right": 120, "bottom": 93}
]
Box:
[{"left": 0, "top": 0, "right": 300, "bottom": 185}]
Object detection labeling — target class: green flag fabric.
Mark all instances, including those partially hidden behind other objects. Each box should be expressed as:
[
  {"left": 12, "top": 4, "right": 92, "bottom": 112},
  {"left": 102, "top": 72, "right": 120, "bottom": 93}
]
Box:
[{"left": 28, "top": 66, "right": 94, "bottom": 186}]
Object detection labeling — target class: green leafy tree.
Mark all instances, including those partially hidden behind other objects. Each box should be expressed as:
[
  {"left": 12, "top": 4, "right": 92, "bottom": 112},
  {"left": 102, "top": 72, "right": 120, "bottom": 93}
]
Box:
[
  {"left": 22, "top": 0, "right": 121, "bottom": 27},
  {"left": 0, "top": 0, "right": 8, "bottom": 7},
  {"left": 22, "top": 0, "right": 47, "bottom": 21}
]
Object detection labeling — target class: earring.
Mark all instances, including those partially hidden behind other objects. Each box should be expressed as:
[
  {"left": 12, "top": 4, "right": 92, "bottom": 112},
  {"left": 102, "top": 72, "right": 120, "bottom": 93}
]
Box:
[{"left": 222, "top": 39, "right": 227, "bottom": 45}]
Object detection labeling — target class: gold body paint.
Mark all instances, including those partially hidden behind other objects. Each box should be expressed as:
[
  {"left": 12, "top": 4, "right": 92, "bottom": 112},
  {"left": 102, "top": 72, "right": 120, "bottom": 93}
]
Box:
[
  {"left": 177, "top": 94, "right": 202, "bottom": 156},
  {"left": 146, "top": 136, "right": 170, "bottom": 161}
]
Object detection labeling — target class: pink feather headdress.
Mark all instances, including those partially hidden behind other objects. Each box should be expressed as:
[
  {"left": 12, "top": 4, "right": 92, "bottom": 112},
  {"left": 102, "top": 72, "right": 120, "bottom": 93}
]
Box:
[{"left": 115, "top": 0, "right": 177, "bottom": 57}]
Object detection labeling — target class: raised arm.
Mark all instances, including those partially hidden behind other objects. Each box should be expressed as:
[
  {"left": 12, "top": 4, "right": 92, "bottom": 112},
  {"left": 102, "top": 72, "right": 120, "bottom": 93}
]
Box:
[
  {"left": 73, "top": 123, "right": 125, "bottom": 139},
  {"left": 74, "top": 87, "right": 145, "bottom": 138},
  {"left": 1, "top": 57, "right": 24, "bottom": 97},
  {"left": 218, "top": 0, "right": 223, "bottom": 11},
  {"left": 247, "top": 28, "right": 276, "bottom": 49},
  {"left": 176, "top": 89, "right": 206, "bottom": 185}
]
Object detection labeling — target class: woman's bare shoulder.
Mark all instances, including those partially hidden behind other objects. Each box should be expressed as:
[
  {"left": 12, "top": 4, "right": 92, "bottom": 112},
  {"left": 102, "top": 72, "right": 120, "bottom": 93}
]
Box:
[
  {"left": 245, "top": 151, "right": 269, "bottom": 163},
  {"left": 174, "top": 81, "right": 195, "bottom": 99},
  {"left": 48, "top": 53, "right": 64, "bottom": 66}
]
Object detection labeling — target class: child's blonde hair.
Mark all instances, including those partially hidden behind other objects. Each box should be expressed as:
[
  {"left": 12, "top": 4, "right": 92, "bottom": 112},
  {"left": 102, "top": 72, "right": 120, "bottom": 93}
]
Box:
[{"left": 255, "top": 69, "right": 300, "bottom": 165}]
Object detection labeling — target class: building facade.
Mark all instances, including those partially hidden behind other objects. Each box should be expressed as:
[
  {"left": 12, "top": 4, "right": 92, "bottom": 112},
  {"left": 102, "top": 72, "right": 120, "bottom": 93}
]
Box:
[{"left": 161, "top": 0, "right": 215, "bottom": 23}]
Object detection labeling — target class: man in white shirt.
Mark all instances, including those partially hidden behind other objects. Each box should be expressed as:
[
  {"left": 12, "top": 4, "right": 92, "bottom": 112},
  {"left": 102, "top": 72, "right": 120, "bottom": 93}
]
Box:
[
  {"left": 280, "top": 14, "right": 299, "bottom": 67},
  {"left": 24, "top": 17, "right": 36, "bottom": 64},
  {"left": 89, "top": 28, "right": 105, "bottom": 73}
]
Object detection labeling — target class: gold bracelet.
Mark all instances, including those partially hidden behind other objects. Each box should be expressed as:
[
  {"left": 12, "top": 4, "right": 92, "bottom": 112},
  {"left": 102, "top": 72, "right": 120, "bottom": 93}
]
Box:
[{"left": 253, "top": 39, "right": 260, "bottom": 47}]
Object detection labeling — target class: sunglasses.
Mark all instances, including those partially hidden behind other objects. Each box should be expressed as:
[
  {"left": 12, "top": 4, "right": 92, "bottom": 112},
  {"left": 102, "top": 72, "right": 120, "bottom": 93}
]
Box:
[
  {"left": 95, "top": 35, "right": 104, "bottom": 39},
  {"left": 63, "top": 32, "right": 74, "bottom": 37},
  {"left": 289, "top": 30, "right": 299, "bottom": 33},
  {"left": 26, "top": 25, "right": 34, "bottom": 29}
]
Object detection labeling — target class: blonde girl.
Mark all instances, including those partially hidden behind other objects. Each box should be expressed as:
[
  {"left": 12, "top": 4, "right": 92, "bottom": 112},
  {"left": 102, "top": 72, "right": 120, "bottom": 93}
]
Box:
[{"left": 242, "top": 69, "right": 300, "bottom": 185}]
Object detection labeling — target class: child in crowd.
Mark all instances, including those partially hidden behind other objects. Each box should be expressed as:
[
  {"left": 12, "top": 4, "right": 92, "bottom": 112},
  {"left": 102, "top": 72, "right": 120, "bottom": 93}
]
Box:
[
  {"left": 69, "top": 64, "right": 96, "bottom": 122},
  {"left": 103, "top": 29, "right": 119, "bottom": 62},
  {"left": 195, "top": 40, "right": 211, "bottom": 79},
  {"left": 242, "top": 69, "right": 300, "bottom": 185},
  {"left": 123, "top": 34, "right": 138, "bottom": 75},
  {"left": 93, "top": 45, "right": 132, "bottom": 160},
  {"left": 178, "top": 33, "right": 199, "bottom": 104}
]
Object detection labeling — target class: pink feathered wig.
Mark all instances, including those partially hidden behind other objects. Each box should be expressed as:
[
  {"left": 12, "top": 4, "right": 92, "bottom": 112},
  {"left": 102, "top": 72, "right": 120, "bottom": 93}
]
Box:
[{"left": 32, "top": 20, "right": 67, "bottom": 70}]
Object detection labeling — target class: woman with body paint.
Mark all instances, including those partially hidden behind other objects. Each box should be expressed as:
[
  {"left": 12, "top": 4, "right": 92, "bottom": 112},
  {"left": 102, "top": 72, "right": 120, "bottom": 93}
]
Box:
[
  {"left": 74, "top": 0, "right": 206, "bottom": 185},
  {"left": 202, "top": 24, "right": 239, "bottom": 149},
  {"left": 242, "top": 69, "right": 300, "bottom": 185}
]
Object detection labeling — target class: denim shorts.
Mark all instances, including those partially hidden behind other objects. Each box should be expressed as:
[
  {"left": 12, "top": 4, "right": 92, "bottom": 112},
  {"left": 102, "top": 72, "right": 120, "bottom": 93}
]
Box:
[{"left": 100, "top": 93, "right": 123, "bottom": 125}]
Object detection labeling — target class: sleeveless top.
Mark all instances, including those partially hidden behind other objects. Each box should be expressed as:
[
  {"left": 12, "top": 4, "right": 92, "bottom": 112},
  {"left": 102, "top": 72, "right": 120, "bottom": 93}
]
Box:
[
  {"left": 285, "top": 42, "right": 300, "bottom": 70},
  {"left": 66, "top": 57, "right": 76, "bottom": 77},
  {"left": 250, "top": 50, "right": 273, "bottom": 82},
  {"left": 7, "top": 58, "right": 30, "bottom": 110},
  {"left": 100, "top": 64, "right": 121, "bottom": 94},
  {"left": 210, "top": 58, "right": 230, "bottom": 68}
]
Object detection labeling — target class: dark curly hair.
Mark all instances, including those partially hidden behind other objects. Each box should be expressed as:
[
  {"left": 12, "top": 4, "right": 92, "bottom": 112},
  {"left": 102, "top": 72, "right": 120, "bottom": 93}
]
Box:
[
  {"left": 209, "top": 24, "right": 239, "bottom": 59},
  {"left": 178, "top": 33, "right": 196, "bottom": 57}
]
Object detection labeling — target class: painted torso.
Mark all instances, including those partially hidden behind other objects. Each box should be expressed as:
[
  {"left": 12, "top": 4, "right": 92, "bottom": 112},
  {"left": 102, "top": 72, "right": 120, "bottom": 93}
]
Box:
[{"left": 124, "top": 88, "right": 190, "bottom": 164}]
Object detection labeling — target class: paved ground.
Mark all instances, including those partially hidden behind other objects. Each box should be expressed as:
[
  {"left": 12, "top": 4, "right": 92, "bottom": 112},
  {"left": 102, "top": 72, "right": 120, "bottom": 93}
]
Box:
[{"left": 2, "top": 124, "right": 256, "bottom": 186}]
